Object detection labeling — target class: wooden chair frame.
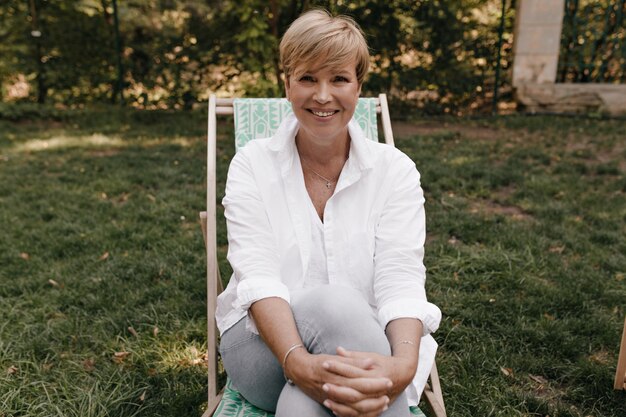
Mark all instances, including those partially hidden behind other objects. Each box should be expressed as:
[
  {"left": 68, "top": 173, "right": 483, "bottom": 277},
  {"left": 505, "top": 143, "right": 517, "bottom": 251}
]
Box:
[
  {"left": 200, "top": 94, "right": 446, "bottom": 417},
  {"left": 615, "top": 317, "right": 626, "bottom": 390}
]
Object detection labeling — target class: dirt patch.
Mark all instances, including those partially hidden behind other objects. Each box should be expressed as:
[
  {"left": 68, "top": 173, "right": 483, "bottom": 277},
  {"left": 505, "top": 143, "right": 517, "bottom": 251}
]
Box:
[
  {"left": 89, "top": 149, "right": 120, "bottom": 157},
  {"left": 469, "top": 199, "right": 532, "bottom": 221},
  {"left": 392, "top": 121, "right": 502, "bottom": 140},
  {"left": 588, "top": 349, "right": 611, "bottom": 365},
  {"left": 15, "top": 119, "right": 65, "bottom": 129},
  {"left": 597, "top": 144, "right": 626, "bottom": 173}
]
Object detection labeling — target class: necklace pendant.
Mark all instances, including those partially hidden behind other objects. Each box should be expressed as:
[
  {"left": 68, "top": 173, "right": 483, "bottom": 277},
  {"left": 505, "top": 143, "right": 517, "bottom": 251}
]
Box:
[{"left": 326, "top": 182, "right": 331, "bottom": 189}]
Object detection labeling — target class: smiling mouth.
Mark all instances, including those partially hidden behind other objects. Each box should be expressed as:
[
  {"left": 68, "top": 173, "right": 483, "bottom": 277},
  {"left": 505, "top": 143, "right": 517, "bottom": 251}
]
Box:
[{"left": 308, "top": 109, "right": 338, "bottom": 118}]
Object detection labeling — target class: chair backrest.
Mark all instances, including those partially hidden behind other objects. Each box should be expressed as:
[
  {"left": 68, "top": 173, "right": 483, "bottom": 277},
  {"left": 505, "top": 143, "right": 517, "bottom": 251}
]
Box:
[
  {"left": 204, "top": 93, "right": 446, "bottom": 417},
  {"left": 232, "top": 98, "right": 380, "bottom": 150}
]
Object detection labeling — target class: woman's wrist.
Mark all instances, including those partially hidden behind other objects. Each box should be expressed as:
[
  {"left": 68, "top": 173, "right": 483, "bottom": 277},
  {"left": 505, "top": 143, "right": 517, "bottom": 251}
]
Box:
[
  {"left": 389, "top": 342, "right": 419, "bottom": 391},
  {"left": 283, "top": 347, "right": 309, "bottom": 384},
  {"left": 393, "top": 355, "right": 417, "bottom": 385}
]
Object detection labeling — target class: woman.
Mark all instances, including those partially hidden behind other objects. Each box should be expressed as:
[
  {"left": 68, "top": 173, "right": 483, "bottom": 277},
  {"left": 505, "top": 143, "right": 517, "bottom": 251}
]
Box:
[{"left": 216, "top": 9, "right": 441, "bottom": 417}]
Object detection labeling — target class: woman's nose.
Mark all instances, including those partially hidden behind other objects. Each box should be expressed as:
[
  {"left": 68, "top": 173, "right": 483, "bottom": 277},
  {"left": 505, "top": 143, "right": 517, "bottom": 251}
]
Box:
[{"left": 313, "top": 82, "right": 330, "bottom": 103}]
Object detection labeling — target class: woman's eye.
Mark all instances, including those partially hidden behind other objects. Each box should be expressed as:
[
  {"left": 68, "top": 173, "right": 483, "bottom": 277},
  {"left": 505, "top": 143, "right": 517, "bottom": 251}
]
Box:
[
  {"left": 299, "top": 75, "right": 314, "bottom": 82},
  {"left": 334, "top": 76, "right": 349, "bottom": 82}
]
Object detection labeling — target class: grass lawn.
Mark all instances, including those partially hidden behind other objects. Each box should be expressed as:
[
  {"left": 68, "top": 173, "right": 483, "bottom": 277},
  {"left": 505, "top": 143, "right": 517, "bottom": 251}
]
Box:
[{"left": 0, "top": 108, "right": 625, "bottom": 416}]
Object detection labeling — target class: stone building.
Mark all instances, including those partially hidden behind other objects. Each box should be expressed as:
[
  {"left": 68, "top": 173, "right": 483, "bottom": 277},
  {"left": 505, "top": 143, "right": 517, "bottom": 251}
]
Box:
[{"left": 513, "top": 0, "right": 626, "bottom": 116}]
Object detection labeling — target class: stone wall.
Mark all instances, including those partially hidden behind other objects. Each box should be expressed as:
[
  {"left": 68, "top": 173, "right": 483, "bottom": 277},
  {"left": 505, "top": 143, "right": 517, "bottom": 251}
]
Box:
[{"left": 512, "top": 0, "right": 626, "bottom": 116}]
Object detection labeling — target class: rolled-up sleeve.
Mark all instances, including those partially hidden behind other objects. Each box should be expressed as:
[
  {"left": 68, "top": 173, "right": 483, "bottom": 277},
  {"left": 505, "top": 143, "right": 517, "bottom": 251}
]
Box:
[
  {"left": 374, "top": 154, "right": 441, "bottom": 335},
  {"left": 223, "top": 147, "right": 290, "bottom": 311}
]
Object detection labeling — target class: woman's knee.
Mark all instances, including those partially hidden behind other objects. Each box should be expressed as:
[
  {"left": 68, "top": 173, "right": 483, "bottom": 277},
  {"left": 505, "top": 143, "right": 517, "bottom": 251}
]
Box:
[
  {"left": 291, "top": 285, "right": 390, "bottom": 355},
  {"left": 276, "top": 384, "right": 331, "bottom": 417}
]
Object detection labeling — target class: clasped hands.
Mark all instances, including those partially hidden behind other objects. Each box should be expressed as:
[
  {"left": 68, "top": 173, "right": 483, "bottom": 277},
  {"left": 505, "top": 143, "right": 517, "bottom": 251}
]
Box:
[{"left": 285, "top": 346, "right": 415, "bottom": 417}]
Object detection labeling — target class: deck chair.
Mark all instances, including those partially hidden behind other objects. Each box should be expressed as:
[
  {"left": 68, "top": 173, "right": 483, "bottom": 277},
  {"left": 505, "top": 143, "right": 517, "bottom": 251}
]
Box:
[
  {"left": 200, "top": 94, "right": 447, "bottom": 417},
  {"left": 615, "top": 317, "right": 626, "bottom": 390}
]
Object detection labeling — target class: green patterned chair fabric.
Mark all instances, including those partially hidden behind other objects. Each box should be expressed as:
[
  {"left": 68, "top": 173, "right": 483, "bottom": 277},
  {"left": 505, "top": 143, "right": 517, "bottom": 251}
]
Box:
[
  {"left": 233, "top": 97, "right": 379, "bottom": 149},
  {"left": 215, "top": 378, "right": 427, "bottom": 417},
  {"left": 215, "top": 97, "right": 426, "bottom": 416}
]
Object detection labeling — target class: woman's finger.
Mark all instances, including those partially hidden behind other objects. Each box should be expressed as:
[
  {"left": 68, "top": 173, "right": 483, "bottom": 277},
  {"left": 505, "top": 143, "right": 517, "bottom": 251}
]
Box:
[
  {"left": 323, "top": 383, "right": 368, "bottom": 403},
  {"left": 339, "top": 376, "right": 392, "bottom": 396},
  {"left": 336, "top": 347, "right": 375, "bottom": 369},
  {"left": 328, "top": 350, "right": 375, "bottom": 370},
  {"left": 322, "top": 374, "right": 391, "bottom": 398},
  {"left": 323, "top": 397, "right": 389, "bottom": 417},
  {"left": 350, "top": 395, "right": 390, "bottom": 415},
  {"left": 324, "top": 358, "right": 369, "bottom": 378},
  {"left": 323, "top": 399, "right": 357, "bottom": 417}
]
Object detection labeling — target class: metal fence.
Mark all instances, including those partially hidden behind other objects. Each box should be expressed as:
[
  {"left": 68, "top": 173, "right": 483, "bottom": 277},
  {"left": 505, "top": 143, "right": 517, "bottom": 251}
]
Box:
[{"left": 558, "top": 0, "right": 625, "bottom": 83}]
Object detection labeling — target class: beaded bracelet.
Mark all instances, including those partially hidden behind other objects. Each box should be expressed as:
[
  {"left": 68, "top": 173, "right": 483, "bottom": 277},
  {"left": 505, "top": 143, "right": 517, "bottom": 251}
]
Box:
[{"left": 282, "top": 343, "right": 304, "bottom": 385}]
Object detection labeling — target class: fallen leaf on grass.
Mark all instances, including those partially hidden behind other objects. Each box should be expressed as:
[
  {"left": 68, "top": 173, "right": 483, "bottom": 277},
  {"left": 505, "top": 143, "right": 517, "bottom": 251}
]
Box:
[
  {"left": 83, "top": 358, "right": 96, "bottom": 372},
  {"left": 42, "top": 363, "right": 53, "bottom": 372},
  {"left": 529, "top": 374, "right": 548, "bottom": 385},
  {"left": 48, "top": 279, "right": 62, "bottom": 288},
  {"left": 128, "top": 326, "right": 138, "bottom": 337},
  {"left": 147, "top": 194, "right": 156, "bottom": 202},
  {"left": 147, "top": 368, "right": 158, "bottom": 376},
  {"left": 153, "top": 327, "right": 159, "bottom": 337},
  {"left": 19, "top": 252, "right": 30, "bottom": 260},
  {"left": 117, "top": 193, "right": 131, "bottom": 203},
  {"left": 112, "top": 351, "right": 131, "bottom": 364},
  {"left": 46, "top": 311, "right": 66, "bottom": 320},
  {"left": 7, "top": 365, "right": 18, "bottom": 375},
  {"left": 500, "top": 367, "right": 513, "bottom": 377},
  {"left": 139, "top": 391, "right": 147, "bottom": 402},
  {"left": 98, "top": 252, "right": 110, "bottom": 261},
  {"left": 549, "top": 246, "right": 565, "bottom": 254},
  {"left": 178, "top": 357, "right": 205, "bottom": 367}
]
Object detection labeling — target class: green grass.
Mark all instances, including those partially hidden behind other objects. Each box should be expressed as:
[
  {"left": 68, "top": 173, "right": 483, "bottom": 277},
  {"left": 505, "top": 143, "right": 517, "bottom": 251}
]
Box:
[{"left": 1, "top": 109, "right": 625, "bottom": 416}]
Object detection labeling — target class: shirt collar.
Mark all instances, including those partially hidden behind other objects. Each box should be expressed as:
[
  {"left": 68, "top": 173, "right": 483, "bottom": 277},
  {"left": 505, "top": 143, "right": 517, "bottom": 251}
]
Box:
[{"left": 267, "top": 113, "right": 375, "bottom": 172}]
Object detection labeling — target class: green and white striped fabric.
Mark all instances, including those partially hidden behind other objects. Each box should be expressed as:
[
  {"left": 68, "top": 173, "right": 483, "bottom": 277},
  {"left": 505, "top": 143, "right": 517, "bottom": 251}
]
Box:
[
  {"left": 233, "top": 98, "right": 379, "bottom": 150},
  {"left": 213, "top": 378, "right": 427, "bottom": 417}
]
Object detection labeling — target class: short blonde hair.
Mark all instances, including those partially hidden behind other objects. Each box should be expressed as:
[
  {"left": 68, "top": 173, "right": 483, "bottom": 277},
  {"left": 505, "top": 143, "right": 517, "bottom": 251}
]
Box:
[{"left": 280, "top": 9, "right": 370, "bottom": 85}]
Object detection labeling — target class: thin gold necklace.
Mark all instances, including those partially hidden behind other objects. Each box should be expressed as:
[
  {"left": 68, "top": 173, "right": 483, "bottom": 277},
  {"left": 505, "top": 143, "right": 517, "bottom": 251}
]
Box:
[{"left": 301, "top": 160, "right": 337, "bottom": 189}]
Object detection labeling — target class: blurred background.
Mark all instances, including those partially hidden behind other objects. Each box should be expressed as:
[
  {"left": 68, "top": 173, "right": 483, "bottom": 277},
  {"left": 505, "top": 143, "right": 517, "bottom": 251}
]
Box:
[{"left": 1, "top": 0, "right": 622, "bottom": 116}]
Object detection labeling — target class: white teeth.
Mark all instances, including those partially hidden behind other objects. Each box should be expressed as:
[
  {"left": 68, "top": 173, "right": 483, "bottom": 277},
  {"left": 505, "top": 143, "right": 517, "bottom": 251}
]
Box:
[{"left": 312, "top": 111, "right": 335, "bottom": 117}]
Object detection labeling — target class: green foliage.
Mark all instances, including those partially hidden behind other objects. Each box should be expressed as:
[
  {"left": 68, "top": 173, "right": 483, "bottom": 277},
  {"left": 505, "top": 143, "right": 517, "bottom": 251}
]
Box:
[
  {"left": 0, "top": 0, "right": 517, "bottom": 113},
  {"left": 559, "top": 0, "right": 626, "bottom": 83}
]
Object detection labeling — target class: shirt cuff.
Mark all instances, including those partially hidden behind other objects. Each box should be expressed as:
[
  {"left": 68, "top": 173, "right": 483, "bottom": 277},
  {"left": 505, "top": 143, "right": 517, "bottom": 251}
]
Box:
[
  {"left": 235, "top": 278, "right": 291, "bottom": 311},
  {"left": 378, "top": 298, "right": 442, "bottom": 335}
]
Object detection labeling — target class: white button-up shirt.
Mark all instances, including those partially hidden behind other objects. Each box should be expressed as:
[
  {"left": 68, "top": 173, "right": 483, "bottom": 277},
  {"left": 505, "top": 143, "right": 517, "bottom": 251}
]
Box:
[{"left": 216, "top": 114, "right": 442, "bottom": 403}]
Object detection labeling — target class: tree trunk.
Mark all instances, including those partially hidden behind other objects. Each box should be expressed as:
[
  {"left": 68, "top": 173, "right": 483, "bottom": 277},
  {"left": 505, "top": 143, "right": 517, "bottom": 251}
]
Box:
[
  {"left": 29, "top": 0, "right": 46, "bottom": 104},
  {"left": 269, "top": 0, "right": 282, "bottom": 95},
  {"left": 112, "top": 0, "right": 125, "bottom": 105}
]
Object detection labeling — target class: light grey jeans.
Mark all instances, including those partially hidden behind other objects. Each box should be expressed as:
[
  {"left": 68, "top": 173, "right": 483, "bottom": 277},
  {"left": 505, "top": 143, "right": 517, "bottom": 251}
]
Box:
[{"left": 219, "top": 285, "right": 411, "bottom": 417}]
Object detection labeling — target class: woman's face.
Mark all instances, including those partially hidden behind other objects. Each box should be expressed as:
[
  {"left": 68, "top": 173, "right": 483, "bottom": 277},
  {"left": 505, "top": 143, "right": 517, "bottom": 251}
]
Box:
[{"left": 285, "top": 59, "right": 361, "bottom": 146}]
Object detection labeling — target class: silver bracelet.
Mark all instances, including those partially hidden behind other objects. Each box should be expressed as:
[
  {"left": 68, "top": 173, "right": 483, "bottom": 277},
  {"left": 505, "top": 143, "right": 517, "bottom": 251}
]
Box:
[
  {"left": 392, "top": 340, "right": 416, "bottom": 352},
  {"left": 282, "top": 343, "right": 304, "bottom": 385}
]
